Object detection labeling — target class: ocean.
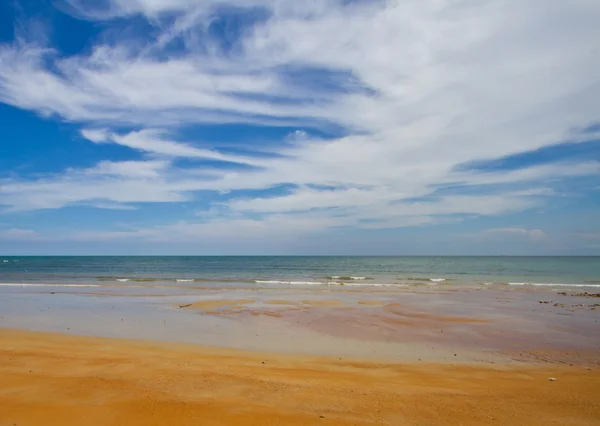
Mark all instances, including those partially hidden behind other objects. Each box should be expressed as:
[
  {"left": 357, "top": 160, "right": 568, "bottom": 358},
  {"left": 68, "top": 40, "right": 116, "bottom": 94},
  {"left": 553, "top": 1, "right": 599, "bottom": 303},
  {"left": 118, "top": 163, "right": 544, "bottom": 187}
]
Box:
[{"left": 0, "top": 256, "right": 599, "bottom": 288}]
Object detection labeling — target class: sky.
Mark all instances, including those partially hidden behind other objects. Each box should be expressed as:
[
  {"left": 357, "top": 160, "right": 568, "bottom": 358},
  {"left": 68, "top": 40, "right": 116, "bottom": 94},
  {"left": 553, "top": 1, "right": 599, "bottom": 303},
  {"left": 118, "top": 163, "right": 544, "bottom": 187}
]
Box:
[{"left": 0, "top": 0, "right": 599, "bottom": 255}]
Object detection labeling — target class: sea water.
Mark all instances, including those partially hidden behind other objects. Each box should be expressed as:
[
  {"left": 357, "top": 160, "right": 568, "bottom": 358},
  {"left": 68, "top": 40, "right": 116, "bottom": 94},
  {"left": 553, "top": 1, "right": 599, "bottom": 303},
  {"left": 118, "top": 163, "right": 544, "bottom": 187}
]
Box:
[{"left": 0, "top": 256, "right": 599, "bottom": 288}]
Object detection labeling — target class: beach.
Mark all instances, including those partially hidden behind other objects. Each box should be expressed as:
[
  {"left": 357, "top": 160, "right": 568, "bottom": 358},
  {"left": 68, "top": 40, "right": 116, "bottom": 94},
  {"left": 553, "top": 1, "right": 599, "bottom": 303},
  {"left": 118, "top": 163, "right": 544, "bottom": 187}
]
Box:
[
  {"left": 1, "top": 277, "right": 600, "bottom": 425},
  {"left": 1, "top": 329, "right": 599, "bottom": 426}
]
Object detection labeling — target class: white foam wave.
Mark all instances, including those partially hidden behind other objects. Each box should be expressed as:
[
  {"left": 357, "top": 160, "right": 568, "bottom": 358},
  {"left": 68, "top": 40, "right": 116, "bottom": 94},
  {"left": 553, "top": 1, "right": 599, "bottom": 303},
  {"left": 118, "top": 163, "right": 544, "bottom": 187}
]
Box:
[
  {"left": 341, "top": 282, "right": 406, "bottom": 287},
  {"left": 429, "top": 278, "right": 446, "bottom": 282},
  {"left": 116, "top": 278, "right": 130, "bottom": 282},
  {"left": 0, "top": 283, "right": 101, "bottom": 287},
  {"left": 327, "top": 276, "right": 371, "bottom": 280},
  {"left": 176, "top": 279, "right": 194, "bottom": 282},
  {"left": 255, "top": 279, "right": 408, "bottom": 287},
  {"left": 509, "top": 282, "right": 600, "bottom": 288},
  {"left": 255, "top": 280, "right": 329, "bottom": 285}
]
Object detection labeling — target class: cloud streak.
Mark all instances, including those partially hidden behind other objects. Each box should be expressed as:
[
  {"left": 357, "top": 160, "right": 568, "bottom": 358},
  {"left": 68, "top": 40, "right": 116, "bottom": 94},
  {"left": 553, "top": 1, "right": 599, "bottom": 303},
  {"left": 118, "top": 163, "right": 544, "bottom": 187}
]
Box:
[
  {"left": 477, "top": 228, "right": 547, "bottom": 240},
  {"left": 0, "top": 0, "right": 599, "bottom": 247},
  {"left": 82, "top": 129, "right": 262, "bottom": 165}
]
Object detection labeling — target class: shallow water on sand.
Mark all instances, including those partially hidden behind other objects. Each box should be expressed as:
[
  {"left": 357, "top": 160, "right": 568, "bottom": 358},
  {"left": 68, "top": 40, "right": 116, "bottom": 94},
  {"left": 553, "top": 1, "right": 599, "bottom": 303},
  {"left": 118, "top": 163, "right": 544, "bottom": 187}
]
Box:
[{"left": 2, "top": 282, "right": 599, "bottom": 364}]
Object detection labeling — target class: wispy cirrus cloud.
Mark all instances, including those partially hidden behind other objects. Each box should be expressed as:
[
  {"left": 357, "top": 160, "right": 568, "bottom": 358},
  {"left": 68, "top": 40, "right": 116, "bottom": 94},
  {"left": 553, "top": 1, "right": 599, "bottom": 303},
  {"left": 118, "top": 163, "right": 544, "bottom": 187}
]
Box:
[
  {"left": 81, "top": 128, "right": 262, "bottom": 165},
  {"left": 0, "top": 0, "right": 599, "bottom": 249},
  {"left": 477, "top": 228, "right": 547, "bottom": 240},
  {"left": 0, "top": 228, "right": 43, "bottom": 241}
]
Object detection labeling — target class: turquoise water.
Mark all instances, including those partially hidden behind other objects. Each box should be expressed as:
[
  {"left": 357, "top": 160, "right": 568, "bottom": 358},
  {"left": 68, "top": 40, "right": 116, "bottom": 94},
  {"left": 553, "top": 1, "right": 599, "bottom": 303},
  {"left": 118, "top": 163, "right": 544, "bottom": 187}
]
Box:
[{"left": 0, "top": 256, "right": 599, "bottom": 287}]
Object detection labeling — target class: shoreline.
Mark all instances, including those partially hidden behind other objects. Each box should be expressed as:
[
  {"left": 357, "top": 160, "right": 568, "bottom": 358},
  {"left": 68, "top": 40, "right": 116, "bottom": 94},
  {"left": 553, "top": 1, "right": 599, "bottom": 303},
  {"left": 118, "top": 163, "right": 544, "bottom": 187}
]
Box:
[
  {"left": 1, "top": 328, "right": 599, "bottom": 425},
  {"left": 1, "top": 284, "right": 598, "bottom": 363},
  {"left": 2, "top": 279, "right": 600, "bottom": 288}
]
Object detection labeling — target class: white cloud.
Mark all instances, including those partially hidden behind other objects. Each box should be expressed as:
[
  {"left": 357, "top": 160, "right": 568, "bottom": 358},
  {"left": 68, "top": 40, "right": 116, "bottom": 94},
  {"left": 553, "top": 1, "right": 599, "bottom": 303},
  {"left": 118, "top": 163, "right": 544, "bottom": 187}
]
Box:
[
  {"left": 0, "top": 160, "right": 189, "bottom": 211},
  {"left": 80, "top": 128, "right": 108, "bottom": 142},
  {"left": 1, "top": 0, "right": 599, "bottom": 242},
  {"left": 82, "top": 128, "right": 261, "bottom": 165},
  {"left": 0, "top": 42, "right": 323, "bottom": 127},
  {"left": 0, "top": 228, "right": 42, "bottom": 241},
  {"left": 67, "top": 209, "right": 350, "bottom": 243},
  {"left": 85, "top": 160, "right": 170, "bottom": 178},
  {"left": 451, "top": 162, "right": 600, "bottom": 186},
  {"left": 478, "top": 228, "right": 547, "bottom": 240},
  {"left": 62, "top": 0, "right": 344, "bottom": 21}
]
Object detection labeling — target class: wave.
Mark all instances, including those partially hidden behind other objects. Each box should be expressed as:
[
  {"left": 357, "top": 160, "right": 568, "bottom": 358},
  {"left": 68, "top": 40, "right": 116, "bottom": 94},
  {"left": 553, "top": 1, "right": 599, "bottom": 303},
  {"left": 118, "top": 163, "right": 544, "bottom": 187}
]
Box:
[
  {"left": 253, "top": 280, "right": 407, "bottom": 287},
  {"left": 405, "top": 277, "right": 448, "bottom": 282},
  {"left": 341, "top": 283, "right": 408, "bottom": 287},
  {"left": 116, "top": 278, "right": 162, "bottom": 282},
  {"left": 508, "top": 282, "right": 600, "bottom": 288},
  {"left": 0, "top": 283, "right": 101, "bottom": 287},
  {"left": 176, "top": 279, "right": 195, "bottom": 282},
  {"left": 96, "top": 276, "right": 246, "bottom": 283},
  {"left": 327, "top": 276, "right": 371, "bottom": 280},
  {"left": 255, "top": 280, "right": 332, "bottom": 285},
  {"left": 97, "top": 276, "right": 172, "bottom": 283}
]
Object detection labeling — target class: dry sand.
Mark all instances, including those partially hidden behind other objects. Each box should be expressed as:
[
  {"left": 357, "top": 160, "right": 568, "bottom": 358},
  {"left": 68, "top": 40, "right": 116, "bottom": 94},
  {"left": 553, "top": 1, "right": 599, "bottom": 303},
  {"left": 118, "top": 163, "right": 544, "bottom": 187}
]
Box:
[{"left": 1, "top": 329, "right": 599, "bottom": 426}]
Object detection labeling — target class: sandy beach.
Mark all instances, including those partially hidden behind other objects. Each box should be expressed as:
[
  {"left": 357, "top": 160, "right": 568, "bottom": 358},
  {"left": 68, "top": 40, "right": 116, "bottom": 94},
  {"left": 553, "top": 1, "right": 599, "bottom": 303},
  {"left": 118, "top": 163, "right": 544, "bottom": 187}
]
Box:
[
  {"left": 1, "top": 283, "right": 600, "bottom": 425},
  {"left": 1, "top": 329, "right": 599, "bottom": 426}
]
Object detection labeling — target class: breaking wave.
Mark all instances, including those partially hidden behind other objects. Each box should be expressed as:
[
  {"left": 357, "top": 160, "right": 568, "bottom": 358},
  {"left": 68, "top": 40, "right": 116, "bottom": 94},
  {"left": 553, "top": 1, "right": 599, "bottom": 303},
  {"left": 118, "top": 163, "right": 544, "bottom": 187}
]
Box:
[
  {"left": 0, "top": 283, "right": 101, "bottom": 287},
  {"left": 327, "top": 276, "right": 371, "bottom": 280},
  {"left": 95, "top": 276, "right": 244, "bottom": 283},
  {"left": 254, "top": 280, "right": 407, "bottom": 287},
  {"left": 255, "top": 280, "right": 332, "bottom": 285},
  {"left": 406, "top": 277, "right": 448, "bottom": 282},
  {"left": 508, "top": 282, "right": 600, "bottom": 288}
]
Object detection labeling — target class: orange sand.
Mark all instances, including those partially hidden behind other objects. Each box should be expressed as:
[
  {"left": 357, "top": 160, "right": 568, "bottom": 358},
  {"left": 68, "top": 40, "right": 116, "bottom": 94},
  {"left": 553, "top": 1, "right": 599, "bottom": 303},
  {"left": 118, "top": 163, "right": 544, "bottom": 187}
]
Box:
[{"left": 1, "top": 329, "right": 599, "bottom": 426}]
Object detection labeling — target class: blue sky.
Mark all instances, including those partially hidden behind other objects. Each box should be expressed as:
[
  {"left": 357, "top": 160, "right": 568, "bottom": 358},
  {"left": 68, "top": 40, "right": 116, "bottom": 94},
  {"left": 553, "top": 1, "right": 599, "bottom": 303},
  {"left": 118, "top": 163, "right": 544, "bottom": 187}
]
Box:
[{"left": 0, "top": 0, "right": 599, "bottom": 255}]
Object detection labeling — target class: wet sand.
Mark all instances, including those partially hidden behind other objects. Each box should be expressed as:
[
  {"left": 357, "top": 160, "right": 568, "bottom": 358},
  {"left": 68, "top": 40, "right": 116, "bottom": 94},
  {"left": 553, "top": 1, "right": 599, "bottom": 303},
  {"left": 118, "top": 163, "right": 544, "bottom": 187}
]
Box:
[
  {"left": 1, "top": 329, "right": 599, "bottom": 426},
  {"left": 179, "top": 298, "right": 256, "bottom": 310},
  {"left": 1, "top": 284, "right": 600, "bottom": 424},
  {"left": 357, "top": 300, "right": 386, "bottom": 306},
  {"left": 2, "top": 285, "right": 599, "bottom": 361}
]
